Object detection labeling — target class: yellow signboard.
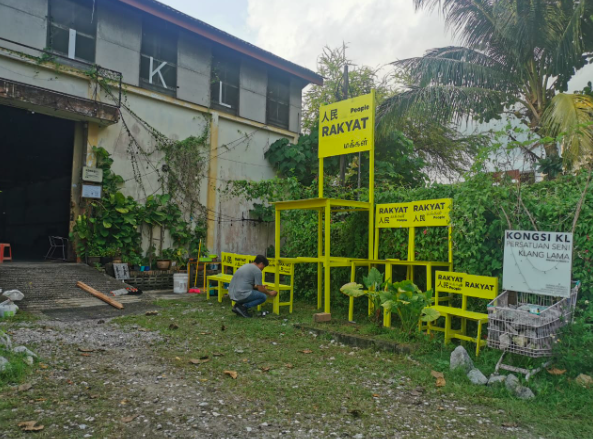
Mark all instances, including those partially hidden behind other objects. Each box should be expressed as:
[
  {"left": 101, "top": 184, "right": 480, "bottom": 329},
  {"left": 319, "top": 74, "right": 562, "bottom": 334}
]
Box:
[
  {"left": 318, "top": 91, "right": 375, "bottom": 158},
  {"left": 376, "top": 198, "right": 452, "bottom": 228},
  {"left": 435, "top": 271, "right": 498, "bottom": 299}
]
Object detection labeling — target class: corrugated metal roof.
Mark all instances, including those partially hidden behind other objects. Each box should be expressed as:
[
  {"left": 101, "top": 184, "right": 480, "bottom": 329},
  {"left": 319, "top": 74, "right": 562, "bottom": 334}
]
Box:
[{"left": 116, "top": 0, "right": 323, "bottom": 85}]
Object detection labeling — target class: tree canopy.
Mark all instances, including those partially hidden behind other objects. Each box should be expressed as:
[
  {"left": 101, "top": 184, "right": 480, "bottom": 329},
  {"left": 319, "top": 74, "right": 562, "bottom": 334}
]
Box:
[{"left": 379, "top": 0, "right": 593, "bottom": 166}]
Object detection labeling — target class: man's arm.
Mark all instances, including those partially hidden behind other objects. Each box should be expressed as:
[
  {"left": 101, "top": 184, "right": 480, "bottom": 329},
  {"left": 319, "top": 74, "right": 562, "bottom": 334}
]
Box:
[{"left": 255, "top": 284, "right": 278, "bottom": 297}]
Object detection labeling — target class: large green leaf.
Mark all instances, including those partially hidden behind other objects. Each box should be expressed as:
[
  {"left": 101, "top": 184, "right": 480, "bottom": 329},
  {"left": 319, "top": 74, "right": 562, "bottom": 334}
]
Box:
[
  {"left": 103, "top": 221, "right": 112, "bottom": 229},
  {"left": 363, "top": 267, "right": 383, "bottom": 289},
  {"left": 420, "top": 307, "right": 441, "bottom": 323},
  {"left": 340, "top": 282, "right": 365, "bottom": 297},
  {"left": 381, "top": 300, "right": 395, "bottom": 312}
]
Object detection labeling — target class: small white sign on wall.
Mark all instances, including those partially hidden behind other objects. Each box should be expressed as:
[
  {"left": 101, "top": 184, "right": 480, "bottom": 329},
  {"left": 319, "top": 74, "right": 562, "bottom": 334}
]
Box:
[
  {"left": 503, "top": 230, "right": 573, "bottom": 297},
  {"left": 82, "top": 184, "right": 102, "bottom": 199},
  {"left": 82, "top": 166, "right": 103, "bottom": 183}
]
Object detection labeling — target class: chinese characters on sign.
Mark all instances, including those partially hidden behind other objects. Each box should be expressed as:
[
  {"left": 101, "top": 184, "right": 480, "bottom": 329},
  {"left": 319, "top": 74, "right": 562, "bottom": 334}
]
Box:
[
  {"left": 318, "top": 91, "right": 375, "bottom": 158},
  {"left": 503, "top": 230, "right": 573, "bottom": 297},
  {"left": 375, "top": 199, "right": 452, "bottom": 228},
  {"left": 436, "top": 271, "right": 498, "bottom": 298}
]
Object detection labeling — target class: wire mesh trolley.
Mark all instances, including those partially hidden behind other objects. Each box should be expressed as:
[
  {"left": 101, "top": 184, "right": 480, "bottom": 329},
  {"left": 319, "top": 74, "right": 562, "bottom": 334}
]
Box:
[{"left": 486, "top": 282, "right": 579, "bottom": 380}]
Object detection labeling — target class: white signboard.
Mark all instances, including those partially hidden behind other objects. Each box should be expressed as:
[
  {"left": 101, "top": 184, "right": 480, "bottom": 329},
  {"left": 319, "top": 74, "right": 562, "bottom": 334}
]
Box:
[
  {"left": 82, "top": 167, "right": 103, "bottom": 183},
  {"left": 82, "top": 184, "right": 102, "bottom": 199},
  {"left": 113, "top": 263, "right": 130, "bottom": 280},
  {"left": 503, "top": 230, "right": 573, "bottom": 297}
]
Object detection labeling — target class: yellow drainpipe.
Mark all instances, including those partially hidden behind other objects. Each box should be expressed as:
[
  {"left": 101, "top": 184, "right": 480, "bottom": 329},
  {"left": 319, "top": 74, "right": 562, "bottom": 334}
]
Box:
[{"left": 206, "top": 113, "right": 220, "bottom": 253}]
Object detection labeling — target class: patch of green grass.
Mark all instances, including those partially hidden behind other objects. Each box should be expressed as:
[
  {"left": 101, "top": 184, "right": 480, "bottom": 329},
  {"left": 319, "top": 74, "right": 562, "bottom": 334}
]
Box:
[
  {"left": 0, "top": 348, "right": 34, "bottom": 389},
  {"left": 112, "top": 297, "right": 593, "bottom": 438}
]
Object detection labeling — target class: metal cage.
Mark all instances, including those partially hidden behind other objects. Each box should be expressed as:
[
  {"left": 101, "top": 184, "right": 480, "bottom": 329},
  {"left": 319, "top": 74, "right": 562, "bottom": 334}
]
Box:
[{"left": 487, "top": 283, "right": 579, "bottom": 358}]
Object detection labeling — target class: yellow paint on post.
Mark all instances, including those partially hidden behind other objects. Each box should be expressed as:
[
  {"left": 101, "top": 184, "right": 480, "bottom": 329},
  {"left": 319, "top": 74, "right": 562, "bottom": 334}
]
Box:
[
  {"left": 376, "top": 198, "right": 452, "bottom": 228},
  {"left": 206, "top": 114, "right": 219, "bottom": 252},
  {"left": 86, "top": 122, "right": 100, "bottom": 166},
  {"left": 318, "top": 91, "right": 375, "bottom": 158}
]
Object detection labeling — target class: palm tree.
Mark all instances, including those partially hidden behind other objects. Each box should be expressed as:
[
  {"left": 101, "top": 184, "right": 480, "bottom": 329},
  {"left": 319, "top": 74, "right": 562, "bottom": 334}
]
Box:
[{"left": 379, "top": 0, "right": 593, "bottom": 166}]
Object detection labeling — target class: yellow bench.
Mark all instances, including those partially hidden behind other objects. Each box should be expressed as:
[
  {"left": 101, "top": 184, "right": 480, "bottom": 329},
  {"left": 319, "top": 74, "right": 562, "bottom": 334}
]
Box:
[
  {"left": 257, "top": 258, "right": 295, "bottom": 314},
  {"left": 206, "top": 252, "right": 235, "bottom": 302},
  {"left": 425, "top": 271, "right": 498, "bottom": 356}
]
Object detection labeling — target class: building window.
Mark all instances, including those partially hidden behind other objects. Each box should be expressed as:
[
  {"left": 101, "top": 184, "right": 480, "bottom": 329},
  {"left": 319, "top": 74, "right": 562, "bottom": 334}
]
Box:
[
  {"left": 47, "top": 0, "right": 96, "bottom": 62},
  {"left": 211, "top": 52, "right": 239, "bottom": 114},
  {"left": 140, "top": 17, "right": 177, "bottom": 96},
  {"left": 267, "top": 74, "right": 290, "bottom": 129}
]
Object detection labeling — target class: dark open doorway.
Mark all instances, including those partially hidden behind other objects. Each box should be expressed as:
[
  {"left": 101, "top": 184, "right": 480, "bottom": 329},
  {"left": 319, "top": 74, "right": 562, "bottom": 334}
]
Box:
[{"left": 0, "top": 105, "right": 75, "bottom": 260}]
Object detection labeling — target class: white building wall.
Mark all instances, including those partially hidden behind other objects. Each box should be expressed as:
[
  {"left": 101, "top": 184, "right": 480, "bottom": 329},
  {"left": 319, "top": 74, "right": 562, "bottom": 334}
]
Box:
[{"left": 0, "top": 0, "right": 307, "bottom": 257}]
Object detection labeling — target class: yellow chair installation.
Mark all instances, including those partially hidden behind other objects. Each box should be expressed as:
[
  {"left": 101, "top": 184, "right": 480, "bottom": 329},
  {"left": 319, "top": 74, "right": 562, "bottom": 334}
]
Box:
[
  {"left": 273, "top": 91, "right": 377, "bottom": 315},
  {"left": 374, "top": 198, "right": 454, "bottom": 293},
  {"left": 426, "top": 271, "right": 498, "bottom": 356},
  {"left": 206, "top": 252, "right": 235, "bottom": 302},
  {"left": 257, "top": 258, "right": 295, "bottom": 314}
]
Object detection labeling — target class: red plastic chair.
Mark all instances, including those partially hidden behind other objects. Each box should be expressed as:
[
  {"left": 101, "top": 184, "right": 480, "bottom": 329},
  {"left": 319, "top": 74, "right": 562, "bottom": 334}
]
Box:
[{"left": 0, "top": 243, "right": 12, "bottom": 263}]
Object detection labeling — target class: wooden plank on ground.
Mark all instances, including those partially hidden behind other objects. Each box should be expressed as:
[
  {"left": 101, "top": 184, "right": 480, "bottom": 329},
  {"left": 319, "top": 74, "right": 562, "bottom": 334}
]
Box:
[{"left": 76, "top": 281, "right": 124, "bottom": 310}]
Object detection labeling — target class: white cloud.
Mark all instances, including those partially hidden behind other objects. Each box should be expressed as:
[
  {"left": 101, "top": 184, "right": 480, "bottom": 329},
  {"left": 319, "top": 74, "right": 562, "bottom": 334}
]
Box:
[{"left": 245, "top": 0, "right": 454, "bottom": 71}]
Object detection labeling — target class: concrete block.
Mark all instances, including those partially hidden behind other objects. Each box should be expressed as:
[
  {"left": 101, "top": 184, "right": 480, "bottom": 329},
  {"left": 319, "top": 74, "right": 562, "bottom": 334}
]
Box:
[
  {"left": 313, "top": 312, "right": 331, "bottom": 323},
  {"left": 289, "top": 104, "right": 300, "bottom": 134},
  {"left": 178, "top": 31, "right": 211, "bottom": 75},
  {"left": 239, "top": 89, "right": 266, "bottom": 124},
  {"left": 95, "top": 39, "right": 140, "bottom": 86},
  {"left": 240, "top": 60, "right": 267, "bottom": 95},
  {"left": 0, "top": 0, "right": 48, "bottom": 18},
  {"left": 289, "top": 78, "right": 304, "bottom": 109},
  {"left": 96, "top": 1, "right": 142, "bottom": 51},
  {"left": 0, "top": 4, "right": 47, "bottom": 51},
  {"left": 177, "top": 66, "right": 210, "bottom": 107}
]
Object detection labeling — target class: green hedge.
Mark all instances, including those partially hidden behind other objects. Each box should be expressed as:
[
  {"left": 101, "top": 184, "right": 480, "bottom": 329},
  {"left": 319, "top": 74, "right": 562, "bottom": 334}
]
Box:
[{"left": 276, "top": 171, "right": 593, "bottom": 305}]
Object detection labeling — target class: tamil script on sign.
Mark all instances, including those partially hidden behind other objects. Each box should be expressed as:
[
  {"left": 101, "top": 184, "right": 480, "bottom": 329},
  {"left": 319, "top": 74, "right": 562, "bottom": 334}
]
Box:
[
  {"left": 376, "top": 198, "right": 452, "bottom": 228},
  {"left": 318, "top": 91, "right": 375, "bottom": 158},
  {"left": 503, "top": 230, "right": 573, "bottom": 297}
]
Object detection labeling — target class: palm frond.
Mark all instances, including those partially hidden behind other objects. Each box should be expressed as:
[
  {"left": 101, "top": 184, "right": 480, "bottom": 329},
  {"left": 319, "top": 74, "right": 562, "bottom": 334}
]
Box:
[
  {"left": 378, "top": 85, "right": 507, "bottom": 127},
  {"left": 549, "top": 0, "right": 593, "bottom": 80},
  {"left": 541, "top": 93, "right": 593, "bottom": 165},
  {"left": 414, "top": 0, "right": 499, "bottom": 48},
  {"left": 393, "top": 46, "right": 519, "bottom": 92}
]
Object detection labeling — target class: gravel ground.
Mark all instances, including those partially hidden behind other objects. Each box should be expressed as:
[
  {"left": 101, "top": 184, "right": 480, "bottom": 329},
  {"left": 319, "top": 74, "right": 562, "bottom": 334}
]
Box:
[{"left": 0, "top": 314, "right": 535, "bottom": 439}]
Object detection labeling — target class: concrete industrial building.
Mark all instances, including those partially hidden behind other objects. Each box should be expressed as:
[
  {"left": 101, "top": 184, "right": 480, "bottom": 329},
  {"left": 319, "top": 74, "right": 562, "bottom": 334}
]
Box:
[{"left": 0, "top": 0, "right": 323, "bottom": 260}]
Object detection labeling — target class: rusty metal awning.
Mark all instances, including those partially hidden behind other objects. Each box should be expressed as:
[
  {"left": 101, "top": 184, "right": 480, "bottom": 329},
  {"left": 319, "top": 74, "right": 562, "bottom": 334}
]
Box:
[{"left": 0, "top": 77, "right": 120, "bottom": 126}]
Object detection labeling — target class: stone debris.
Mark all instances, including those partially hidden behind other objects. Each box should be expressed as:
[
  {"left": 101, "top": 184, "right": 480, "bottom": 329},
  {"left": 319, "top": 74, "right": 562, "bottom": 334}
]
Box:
[
  {"left": 0, "top": 356, "right": 8, "bottom": 372},
  {"left": 504, "top": 374, "right": 535, "bottom": 399},
  {"left": 450, "top": 346, "right": 474, "bottom": 373},
  {"left": 576, "top": 374, "right": 593, "bottom": 388},
  {"left": 515, "top": 386, "right": 535, "bottom": 400},
  {"left": 487, "top": 374, "right": 506, "bottom": 387},
  {"left": 13, "top": 346, "right": 38, "bottom": 358},
  {"left": 0, "top": 331, "right": 11, "bottom": 350},
  {"left": 505, "top": 374, "right": 520, "bottom": 392},
  {"left": 467, "top": 368, "right": 488, "bottom": 385}
]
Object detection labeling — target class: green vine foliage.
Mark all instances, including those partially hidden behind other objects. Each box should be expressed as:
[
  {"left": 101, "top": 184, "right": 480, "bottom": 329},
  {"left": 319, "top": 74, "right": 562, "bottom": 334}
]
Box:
[
  {"left": 223, "top": 170, "right": 593, "bottom": 308},
  {"left": 71, "top": 147, "right": 207, "bottom": 266},
  {"left": 265, "top": 128, "right": 425, "bottom": 188}
]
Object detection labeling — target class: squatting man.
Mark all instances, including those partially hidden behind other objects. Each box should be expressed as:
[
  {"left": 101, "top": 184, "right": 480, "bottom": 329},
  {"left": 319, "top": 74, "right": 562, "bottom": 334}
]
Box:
[{"left": 229, "top": 255, "right": 277, "bottom": 318}]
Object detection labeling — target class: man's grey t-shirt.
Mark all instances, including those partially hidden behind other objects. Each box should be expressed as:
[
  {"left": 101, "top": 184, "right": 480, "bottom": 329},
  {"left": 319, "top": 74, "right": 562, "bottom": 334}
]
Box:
[{"left": 228, "top": 263, "right": 262, "bottom": 301}]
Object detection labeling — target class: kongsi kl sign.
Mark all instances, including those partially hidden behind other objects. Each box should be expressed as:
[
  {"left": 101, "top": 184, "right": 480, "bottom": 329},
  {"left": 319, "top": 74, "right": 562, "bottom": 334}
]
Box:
[
  {"left": 318, "top": 91, "right": 375, "bottom": 158},
  {"left": 376, "top": 199, "right": 452, "bottom": 228},
  {"left": 503, "top": 230, "right": 573, "bottom": 298}
]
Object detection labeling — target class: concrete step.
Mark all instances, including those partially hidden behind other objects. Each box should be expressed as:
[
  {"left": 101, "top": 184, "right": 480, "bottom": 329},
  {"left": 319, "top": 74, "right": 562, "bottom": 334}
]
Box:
[{"left": 0, "top": 262, "right": 180, "bottom": 312}]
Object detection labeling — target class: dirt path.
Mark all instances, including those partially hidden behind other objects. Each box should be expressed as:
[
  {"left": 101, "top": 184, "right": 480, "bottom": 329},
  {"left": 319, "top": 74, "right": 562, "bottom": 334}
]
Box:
[{"left": 0, "top": 307, "right": 534, "bottom": 439}]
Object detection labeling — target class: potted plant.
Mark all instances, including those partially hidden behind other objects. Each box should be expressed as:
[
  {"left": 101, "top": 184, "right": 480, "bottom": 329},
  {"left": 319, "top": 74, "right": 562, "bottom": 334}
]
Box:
[{"left": 156, "top": 248, "right": 172, "bottom": 270}]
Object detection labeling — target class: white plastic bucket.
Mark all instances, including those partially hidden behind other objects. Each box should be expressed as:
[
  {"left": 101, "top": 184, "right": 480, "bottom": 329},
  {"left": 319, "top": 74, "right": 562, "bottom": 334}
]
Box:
[
  {"left": 0, "top": 302, "right": 18, "bottom": 318},
  {"left": 173, "top": 273, "right": 188, "bottom": 294}
]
